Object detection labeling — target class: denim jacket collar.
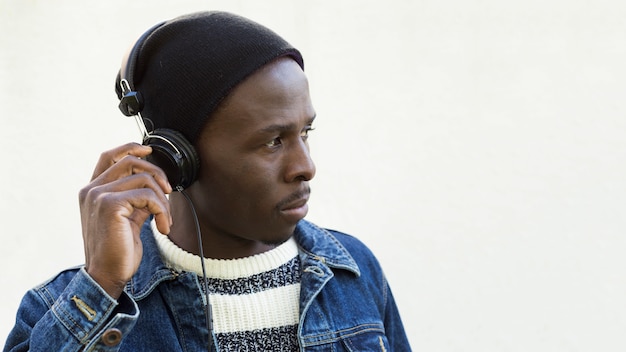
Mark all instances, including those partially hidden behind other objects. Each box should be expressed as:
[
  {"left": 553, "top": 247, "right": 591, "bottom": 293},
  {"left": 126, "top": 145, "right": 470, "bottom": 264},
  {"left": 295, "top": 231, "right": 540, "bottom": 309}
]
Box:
[
  {"left": 126, "top": 219, "right": 360, "bottom": 301},
  {"left": 125, "top": 221, "right": 177, "bottom": 301},
  {"left": 292, "top": 220, "right": 360, "bottom": 277}
]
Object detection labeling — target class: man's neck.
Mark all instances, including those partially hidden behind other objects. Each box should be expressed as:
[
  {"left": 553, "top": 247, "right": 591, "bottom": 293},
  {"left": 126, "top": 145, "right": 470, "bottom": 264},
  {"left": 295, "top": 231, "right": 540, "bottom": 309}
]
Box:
[{"left": 167, "top": 192, "right": 276, "bottom": 259}]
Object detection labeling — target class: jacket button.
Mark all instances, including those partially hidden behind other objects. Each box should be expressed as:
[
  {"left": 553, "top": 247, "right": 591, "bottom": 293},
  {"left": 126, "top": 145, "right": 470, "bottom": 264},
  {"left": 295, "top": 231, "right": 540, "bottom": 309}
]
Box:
[{"left": 101, "top": 328, "right": 122, "bottom": 346}]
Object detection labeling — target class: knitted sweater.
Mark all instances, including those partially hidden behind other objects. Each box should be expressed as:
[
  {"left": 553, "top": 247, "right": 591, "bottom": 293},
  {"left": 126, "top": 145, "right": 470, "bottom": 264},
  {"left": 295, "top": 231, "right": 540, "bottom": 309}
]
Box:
[{"left": 152, "top": 224, "right": 301, "bottom": 351}]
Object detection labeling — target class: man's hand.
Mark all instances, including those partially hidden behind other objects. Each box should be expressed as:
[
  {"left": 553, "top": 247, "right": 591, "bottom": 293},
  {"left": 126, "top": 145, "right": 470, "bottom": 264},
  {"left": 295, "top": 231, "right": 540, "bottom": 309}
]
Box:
[{"left": 79, "top": 143, "right": 173, "bottom": 299}]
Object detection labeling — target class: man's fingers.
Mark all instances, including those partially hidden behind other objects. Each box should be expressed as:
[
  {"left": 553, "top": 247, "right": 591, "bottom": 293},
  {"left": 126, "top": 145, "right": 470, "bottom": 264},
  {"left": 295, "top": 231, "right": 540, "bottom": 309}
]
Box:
[
  {"left": 91, "top": 143, "right": 153, "bottom": 180},
  {"left": 90, "top": 153, "right": 172, "bottom": 194},
  {"left": 86, "top": 173, "right": 171, "bottom": 214},
  {"left": 113, "top": 188, "right": 173, "bottom": 233}
]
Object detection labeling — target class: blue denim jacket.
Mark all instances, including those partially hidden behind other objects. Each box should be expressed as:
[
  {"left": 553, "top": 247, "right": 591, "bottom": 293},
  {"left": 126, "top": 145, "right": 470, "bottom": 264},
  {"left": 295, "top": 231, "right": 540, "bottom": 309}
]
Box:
[{"left": 5, "top": 220, "right": 411, "bottom": 351}]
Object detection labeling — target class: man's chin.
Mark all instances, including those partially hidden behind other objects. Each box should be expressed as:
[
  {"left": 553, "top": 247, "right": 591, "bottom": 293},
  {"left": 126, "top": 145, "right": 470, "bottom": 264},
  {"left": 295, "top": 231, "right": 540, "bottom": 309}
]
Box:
[
  {"left": 261, "top": 223, "right": 299, "bottom": 246},
  {"left": 262, "top": 237, "right": 290, "bottom": 247}
]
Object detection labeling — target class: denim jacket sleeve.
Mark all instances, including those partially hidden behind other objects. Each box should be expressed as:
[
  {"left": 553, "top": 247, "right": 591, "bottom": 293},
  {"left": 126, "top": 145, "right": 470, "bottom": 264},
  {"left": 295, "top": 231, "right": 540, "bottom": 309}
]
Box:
[
  {"left": 4, "top": 267, "right": 139, "bottom": 352},
  {"left": 382, "top": 275, "right": 412, "bottom": 350}
]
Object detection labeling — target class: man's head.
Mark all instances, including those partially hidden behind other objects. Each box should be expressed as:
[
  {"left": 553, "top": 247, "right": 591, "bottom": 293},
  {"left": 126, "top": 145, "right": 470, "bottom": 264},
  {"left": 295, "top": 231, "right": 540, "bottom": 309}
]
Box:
[{"left": 116, "top": 11, "right": 316, "bottom": 256}]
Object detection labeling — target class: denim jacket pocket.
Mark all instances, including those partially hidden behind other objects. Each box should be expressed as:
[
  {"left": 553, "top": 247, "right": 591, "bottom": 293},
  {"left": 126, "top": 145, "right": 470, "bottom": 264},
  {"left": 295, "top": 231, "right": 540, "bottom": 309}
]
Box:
[
  {"left": 302, "top": 323, "right": 391, "bottom": 352},
  {"left": 340, "top": 325, "right": 391, "bottom": 352}
]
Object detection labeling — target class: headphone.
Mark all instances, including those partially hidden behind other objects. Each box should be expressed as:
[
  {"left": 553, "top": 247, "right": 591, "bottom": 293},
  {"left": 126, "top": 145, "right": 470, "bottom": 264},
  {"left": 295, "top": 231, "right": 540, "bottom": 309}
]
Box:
[{"left": 117, "top": 22, "right": 200, "bottom": 191}]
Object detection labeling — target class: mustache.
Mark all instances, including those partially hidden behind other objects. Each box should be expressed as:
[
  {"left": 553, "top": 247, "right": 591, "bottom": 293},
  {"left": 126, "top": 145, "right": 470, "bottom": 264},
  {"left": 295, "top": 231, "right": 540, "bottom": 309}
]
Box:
[{"left": 275, "top": 186, "right": 311, "bottom": 210}]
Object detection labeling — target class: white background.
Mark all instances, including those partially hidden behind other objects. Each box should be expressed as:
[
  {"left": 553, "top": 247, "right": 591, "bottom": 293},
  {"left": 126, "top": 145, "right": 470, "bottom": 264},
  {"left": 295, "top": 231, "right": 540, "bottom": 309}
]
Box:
[{"left": 2, "top": 0, "right": 626, "bottom": 350}]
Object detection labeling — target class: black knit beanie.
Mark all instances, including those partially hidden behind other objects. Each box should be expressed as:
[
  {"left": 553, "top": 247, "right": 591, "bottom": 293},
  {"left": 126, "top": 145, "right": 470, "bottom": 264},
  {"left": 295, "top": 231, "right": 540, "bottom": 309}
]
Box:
[{"left": 115, "top": 11, "right": 304, "bottom": 144}]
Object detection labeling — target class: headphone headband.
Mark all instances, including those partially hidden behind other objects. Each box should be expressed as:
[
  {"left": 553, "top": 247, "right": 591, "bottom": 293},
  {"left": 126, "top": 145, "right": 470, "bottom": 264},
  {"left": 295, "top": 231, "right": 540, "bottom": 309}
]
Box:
[
  {"left": 116, "top": 20, "right": 199, "bottom": 191},
  {"left": 118, "top": 21, "right": 166, "bottom": 116}
]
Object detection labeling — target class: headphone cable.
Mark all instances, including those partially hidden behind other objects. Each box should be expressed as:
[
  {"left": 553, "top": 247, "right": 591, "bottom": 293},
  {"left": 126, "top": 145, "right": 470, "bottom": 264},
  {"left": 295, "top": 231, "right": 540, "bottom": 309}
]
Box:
[{"left": 179, "top": 189, "right": 214, "bottom": 352}]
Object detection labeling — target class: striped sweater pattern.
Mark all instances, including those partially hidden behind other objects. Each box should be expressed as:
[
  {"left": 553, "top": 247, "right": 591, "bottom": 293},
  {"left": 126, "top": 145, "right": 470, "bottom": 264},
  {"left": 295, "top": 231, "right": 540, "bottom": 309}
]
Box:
[{"left": 152, "top": 224, "right": 301, "bottom": 351}]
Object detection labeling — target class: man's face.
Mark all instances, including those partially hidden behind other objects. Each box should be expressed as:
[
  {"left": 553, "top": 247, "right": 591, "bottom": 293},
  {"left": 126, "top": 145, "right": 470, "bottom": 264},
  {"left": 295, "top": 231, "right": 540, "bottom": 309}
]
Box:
[{"left": 190, "top": 58, "right": 316, "bottom": 248}]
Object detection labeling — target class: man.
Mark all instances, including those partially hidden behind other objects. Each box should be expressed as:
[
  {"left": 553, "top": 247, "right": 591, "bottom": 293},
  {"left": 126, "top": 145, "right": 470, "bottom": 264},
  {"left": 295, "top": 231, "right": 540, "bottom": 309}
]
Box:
[{"left": 5, "top": 11, "right": 410, "bottom": 351}]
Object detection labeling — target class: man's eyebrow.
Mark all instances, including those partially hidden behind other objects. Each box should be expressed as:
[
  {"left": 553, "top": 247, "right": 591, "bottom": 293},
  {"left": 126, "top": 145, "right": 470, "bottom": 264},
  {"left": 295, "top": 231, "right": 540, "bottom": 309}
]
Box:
[
  {"left": 258, "top": 115, "right": 316, "bottom": 134},
  {"left": 258, "top": 123, "right": 295, "bottom": 134}
]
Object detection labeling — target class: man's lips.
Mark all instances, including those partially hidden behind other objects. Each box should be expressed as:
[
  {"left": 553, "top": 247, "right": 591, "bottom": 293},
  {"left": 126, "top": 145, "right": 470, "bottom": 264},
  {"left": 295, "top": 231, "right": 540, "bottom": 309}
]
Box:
[
  {"left": 281, "top": 196, "right": 309, "bottom": 211},
  {"left": 277, "top": 187, "right": 310, "bottom": 210},
  {"left": 277, "top": 187, "right": 311, "bottom": 220}
]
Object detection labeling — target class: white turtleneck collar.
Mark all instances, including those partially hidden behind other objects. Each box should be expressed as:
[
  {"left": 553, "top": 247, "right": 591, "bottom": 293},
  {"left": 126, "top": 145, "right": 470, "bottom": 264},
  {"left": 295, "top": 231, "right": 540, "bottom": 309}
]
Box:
[{"left": 151, "top": 220, "right": 299, "bottom": 280}]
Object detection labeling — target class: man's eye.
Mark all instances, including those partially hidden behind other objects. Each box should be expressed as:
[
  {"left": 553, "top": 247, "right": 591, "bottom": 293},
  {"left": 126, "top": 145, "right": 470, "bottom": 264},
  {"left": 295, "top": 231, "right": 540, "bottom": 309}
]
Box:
[
  {"left": 301, "top": 126, "right": 315, "bottom": 140},
  {"left": 265, "top": 137, "right": 282, "bottom": 147}
]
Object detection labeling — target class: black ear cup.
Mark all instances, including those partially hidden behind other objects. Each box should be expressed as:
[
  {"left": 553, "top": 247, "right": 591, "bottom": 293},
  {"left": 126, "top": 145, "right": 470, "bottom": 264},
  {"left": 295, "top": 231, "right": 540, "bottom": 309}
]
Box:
[{"left": 143, "top": 129, "right": 200, "bottom": 191}]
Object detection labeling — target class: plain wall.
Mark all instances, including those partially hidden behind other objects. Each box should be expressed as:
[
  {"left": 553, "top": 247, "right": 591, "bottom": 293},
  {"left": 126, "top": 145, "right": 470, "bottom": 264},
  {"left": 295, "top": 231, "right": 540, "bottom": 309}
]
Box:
[{"left": 2, "top": 0, "right": 626, "bottom": 350}]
